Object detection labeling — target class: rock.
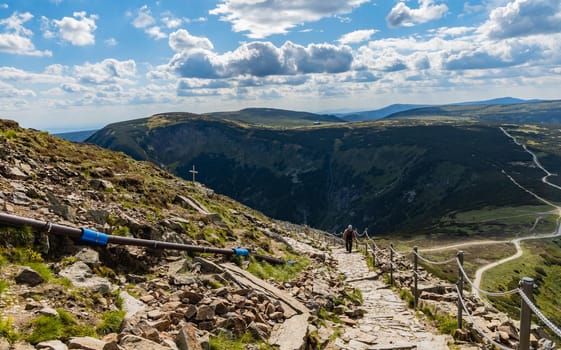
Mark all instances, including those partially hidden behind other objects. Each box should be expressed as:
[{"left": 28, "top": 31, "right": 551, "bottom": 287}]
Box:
[
  {"left": 139, "top": 295, "right": 155, "bottom": 304},
  {"left": 217, "top": 315, "right": 246, "bottom": 334},
  {"left": 210, "top": 299, "right": 229, "bottom": 315},
  {"left": 176, "top": 323, "right": 203, "bottom": 350},
  {"left": 3, "top": 166, "right": 27, "bottom": 179},
  {"left": 36, "top": 340, "right": 68, "bottom": 350},
  {"left": 184, "top": 305, "right": 198, "bottom": 320},
  {"left": 10, "top": 342, "right": 35, "bottom": 350},
  {"left": 59, "top": 261, "right": 112, "bottom": 293},
  {"left": 87, "top": 209, "right": 110, "bottom": 225},
  {"left": 195, "top": 305, "right": 215, "bottom": 321},
  {"left": 12, "top": 191, "right": 30, "bottom": 205},
  {"left": 182, "top": 291, "right": 204, "bottom": 304},
  {"left": 192, "top": 257, "right": 223, "bottom": 274},
  {"left": 120, "top": 291, "right": 146, "bottom": 319},
  {"left": 172, "top": 274, "right": 198, "bottom": 286},
  {"left": 0, "top": 339, "right": 9, "bottom": 350},
  {"left": 119, "top": 335, "right": 170, "bottom": 350},
  {"left": 89, "top": 179, "right": 114, "bottom": 191},
  {"left": 15, "top": 267, "right": 44, "bottom": 286},
  {"left": 49, "top": 204, "right": 76, "bottom": 221},
  {"left": 75, "top": 247, "right": 100, "bottom": 266},
  {"left": 37, "top": 307, "right": 59, "bottom": 317},
  {"left": 140, "top": 326, "right": 161, "bottom": 343},
  {"left": 147, "top": 310, "right": 166, "bottom": 320},
  {"left": 68, "top": 336, "right": 107, "bottom": 349},
  {"left": 248, "top": 322, "right": 271, "bottom": 341}
]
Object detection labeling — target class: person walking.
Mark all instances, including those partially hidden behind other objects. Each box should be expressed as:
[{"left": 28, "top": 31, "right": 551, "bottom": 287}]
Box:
[{"left": 343, "top": 225, "right": 356, "bottom": 253}]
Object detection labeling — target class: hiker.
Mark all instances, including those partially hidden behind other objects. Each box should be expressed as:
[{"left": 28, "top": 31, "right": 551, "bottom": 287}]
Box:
[{"left": 343, "top": 225, "right": 356, "bottom": 253}]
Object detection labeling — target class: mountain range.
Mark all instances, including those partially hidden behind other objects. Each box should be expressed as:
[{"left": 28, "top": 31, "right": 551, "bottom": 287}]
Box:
[{"left": 85, "top": 99, "right": 561, "bottom": 235}]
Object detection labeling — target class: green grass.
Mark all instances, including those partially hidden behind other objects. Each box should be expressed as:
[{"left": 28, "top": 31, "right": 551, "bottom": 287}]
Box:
[
  {"left": 96, "top": 310, "right": 125, "bottom": 335},
  {"left": 209, "top": 331, "right": 273, "bottom": 350},
  {"left": 318, "top": 308, "right": 341, "bottom": 324},
  {"left": 246, "top": 253, "right": 310, "bottom": 283},
  {"left": 26, "top": 309, "right": 95, "bottom": 344},
  {"left": 0, "top": 280, "right": 8, "bottom": 295},
  {"left": 0, "top": 317, "right": 19, "bottom": 343}
]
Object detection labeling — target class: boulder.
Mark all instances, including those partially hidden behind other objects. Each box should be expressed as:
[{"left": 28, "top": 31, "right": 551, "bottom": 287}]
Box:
[
  {"left": 68, "top": 336, "right": 107, "bottom": 350},
  {"left": 36, "top": 340, "right": 68, "bottom": 350},
  {"left": 49, "top": 204, "right": 76, "bottom": 221},
  {"left": 59, "top": 261, "right": 112, "bottom": 293},
  {"left": 176, "top": 323, "right": 202, "bottom": 350},
  {"left": 119, "top": 335, "right": 170, "bottom": 350},
  {"left": 75, "top": 247, "right": 100, "bottom": 266},
  {"left": 15, "top": 267, "right": 44, "bottom": 286}
]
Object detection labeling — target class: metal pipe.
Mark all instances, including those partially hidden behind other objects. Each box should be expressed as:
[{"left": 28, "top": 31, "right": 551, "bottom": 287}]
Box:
[{"left": 0, "top": 212, "right": 285, "bottom": 264}]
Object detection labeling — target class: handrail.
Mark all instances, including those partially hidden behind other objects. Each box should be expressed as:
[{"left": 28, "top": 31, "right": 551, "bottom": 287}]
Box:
[{"left": 0, "top": 212, "right": 285, "bottom": 264}]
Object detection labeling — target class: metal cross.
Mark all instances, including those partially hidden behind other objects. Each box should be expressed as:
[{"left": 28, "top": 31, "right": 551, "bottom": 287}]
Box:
[{"left": 189, "top": 165, "right": 198, "bottom": 182}]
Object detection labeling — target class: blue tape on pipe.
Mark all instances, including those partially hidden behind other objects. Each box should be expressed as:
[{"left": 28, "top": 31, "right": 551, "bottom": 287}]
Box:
[
  {"left": 233, "top": 248, "right": 249, "bottom": 256},
  {"left": 81, "top": 228, "right": 109, "bottom": 246}
]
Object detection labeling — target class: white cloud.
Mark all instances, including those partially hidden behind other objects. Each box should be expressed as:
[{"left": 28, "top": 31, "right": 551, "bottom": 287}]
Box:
[
  {"left": 167, "top": 41, "right": 353, "bottom": 79},
  {"left": 387, "top": 0, "right": 448, "bottom": 28},
  {"left": 51, "top": 11, "right": 98, "bottom": 46},
  {"left": 104, "top": 37, "right": 118, "bottom": 46},
  {"left": 0, "top": 81, "right": 36, "bottom": 98},
  {"left": 210, "top": 0, "right": 370, "bottom": 39},
  {"left": 132, "top": 5, "right": 155, "bottom": 29},
  {"left": 480, "top": 0, "right": 561, "bottom": 39},
  {"left": 0, "top": 12, "right": 52, "bottom": 56},
  {"left": 73, "top": 59, "right": 136, "bottom": 85},
  {"left": 0, "top": 3, "right": 8, "bottom": 9},
  {"left": 338, "top": 29, "right": 378, "bottom": 44},
  {"left": 145, "top": 26, "right": 166, "bottom": 40},
  {"left": 161, "top": 14, "right": 182, "bottom": 28},
  {"left": 0, "top": 66, "right": 67, "bottom": 83},
  {"left": 169, "top": 29, "right": 213, "bottom": 52}
]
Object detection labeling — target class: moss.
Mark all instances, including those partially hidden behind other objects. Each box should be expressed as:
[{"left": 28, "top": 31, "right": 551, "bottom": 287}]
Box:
[
  {"left": 318, "top": 308, "right": 340, "bottom": 324},
  {"left": 0, "top": 226, "right": 34, "bottom": 249},
  {"left": 209, "top": 331, "right": 272, "bottom": 350}
]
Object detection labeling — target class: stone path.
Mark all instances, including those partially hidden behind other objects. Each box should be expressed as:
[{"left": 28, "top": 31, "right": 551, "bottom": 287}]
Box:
[{"left": 331, "top": 247, "right": 451, "bottom": 350}]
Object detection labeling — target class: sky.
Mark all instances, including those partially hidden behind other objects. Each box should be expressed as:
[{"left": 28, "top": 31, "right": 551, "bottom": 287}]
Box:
[{"left": 1, "top": 0, "right": 560, "bottom": 132}]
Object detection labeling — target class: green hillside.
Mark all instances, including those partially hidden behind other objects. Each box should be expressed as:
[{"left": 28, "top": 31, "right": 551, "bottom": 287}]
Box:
[
  {"left": 387, "top": 100, "right": 561, "bottom": 124},
  {"left": 87, "top": 113, "right": 561, "bottom": 236}
]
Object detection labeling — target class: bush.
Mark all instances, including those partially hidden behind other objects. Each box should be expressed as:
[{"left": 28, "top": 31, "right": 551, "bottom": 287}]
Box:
[{"left": 0, "top": 226, "right": 34, "bottom": 249}]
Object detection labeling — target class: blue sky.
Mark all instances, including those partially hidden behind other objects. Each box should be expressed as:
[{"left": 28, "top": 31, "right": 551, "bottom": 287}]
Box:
[{"left": 1, "top": 0, "right": 560, "bottom": 131}]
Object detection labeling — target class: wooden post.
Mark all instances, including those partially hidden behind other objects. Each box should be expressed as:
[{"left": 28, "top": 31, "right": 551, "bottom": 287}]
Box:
[
  {"left": 519, "top": 277, "right": 534, "bottom": 350},
  {"left": 457, "top": 250, "right": 464, "bottom": 330},
  {"left": 413, "top": 246, "right": 418, "bottom": 309},
  {"left": 390, "top": 243, "right": 394, "bottom": 287},
  {"left": 372, "top": 243, "right": 376, "bottom": 266}
]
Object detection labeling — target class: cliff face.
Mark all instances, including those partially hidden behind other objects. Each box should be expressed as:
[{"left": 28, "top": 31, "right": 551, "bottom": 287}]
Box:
[{"left": 88, "top": 114, "right": 561, "bottom": 235}]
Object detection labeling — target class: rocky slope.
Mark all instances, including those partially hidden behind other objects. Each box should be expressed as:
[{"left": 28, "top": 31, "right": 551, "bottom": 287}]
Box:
[{"left": 0, "top": 119, "right": 363, "bottom": 349}]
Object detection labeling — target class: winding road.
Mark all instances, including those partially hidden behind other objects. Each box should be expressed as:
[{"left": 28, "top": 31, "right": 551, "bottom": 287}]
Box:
[{"left": 468, "top": 128, "right": 561, "bottom": 299}]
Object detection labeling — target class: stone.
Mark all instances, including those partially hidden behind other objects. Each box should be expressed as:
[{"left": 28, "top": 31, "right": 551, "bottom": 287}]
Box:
[
  {"left": 210, "top": 299, "right": 229, "bottom": 315},
  {"left": 248, "top": 322, "right": 271, "bottom": 341},
  {"left": 217, "top": 315, "right": 246, "bottom": 334},
  {"left": 36, "top": 340, "right": 68, "bottom": 350},
  {"left": 119, "top": 335, "right": 170, "bottom": 350},
  {"left": 162, "top": 301, "right": 182, "bottom": 311},
  {"left": 89, "top": 179, "right": 114, "bottom": 191},
  {"left": 15, "top": 267, "right": 44, "bottom": 286},
  {"left": 87, "top": 209, "right": 110, "bottom": 225},
  {"left": 269, "top": 311, "right": 284, "bottom": 320},
  {"left": 139, "top": 294, "right": 155, "bottom": 303},
  {"left": 49, "top": 204, "right": 76, "bottom": 221},
  {"left": 12, "top": 191, "right": 30, "bottom": 204},
  {"left": 195, "top": 305, "right": 215, "bottom": 321},
  {"left": 75, "top": 247, "right": 100, "bottom": 266},
  {"left": 59, "top": 261, "right": 112, "bottom": 293},
  {"left": 147, "top": 310, "right": 166, "bottom": 320},
  {"left": 176, "top": 323, "right": 203, "bottom": 350},
  {"left": 172, "top": 274, "right": 198, "bottom": 286},
  {"left": 37, "top": 307, "right": 59, "bottom": 317},
  {"left": 0, "top": 338, "right": 9, "bottom": 350},
  {"left": 68, "top": 336, "right": 107, "bottom": 350},
  {"left": 10, "top": 342, "right": 35, "bottom": 350},
  {"left": 120, "top": 291, "right": 146, "bottom": 319},
  {"left": 140, "top": 326, "right": 161, "bottom": 343},
  {"left": 184, "top": 304, "right": 198, "bottom": 320},
  {"left": 182, "top": 291, "right": 204, "bottom": 304},
  {"left": 193, "top": 257, "right": 223, "bottom": 274}
]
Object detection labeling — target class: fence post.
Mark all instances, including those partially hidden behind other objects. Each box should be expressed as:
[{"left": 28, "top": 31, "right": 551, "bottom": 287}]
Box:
[
  {"left": 519, "top": 277, "right": 534, "bottom": 350},
  {"left": 457, "top": 250, "right": 464, "bottom": 330},
  {"left": 413, "top": 246, "right": 418, "bottom": 309},
  {"left": 390, "top": 243, "right": 394, "bottom": 287},
  {"left": 372, "top": 243, "right": 376, "bottom": 267}
]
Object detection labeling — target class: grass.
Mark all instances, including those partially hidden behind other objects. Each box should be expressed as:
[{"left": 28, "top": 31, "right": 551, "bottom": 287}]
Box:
[
  {"left": 26, "top": 309, "right": 95, "bottom": 344},
  {"left": 0, "top": 280, "right": 8, "bottom": 295},
  {"left": 96, "top": 310, "right": 125, "bottom": 335},
  {"left": 209, "top": 331, "right": 273, "bottom": 350},
  {"left": 0, "top": 317, "right": 19, "bottom": 343},
  {"left": 420, "top": 304, "right": 458, "bottom": 335},
  {"left": 246, "top": 253, "right": 310, "bottom": 283}
]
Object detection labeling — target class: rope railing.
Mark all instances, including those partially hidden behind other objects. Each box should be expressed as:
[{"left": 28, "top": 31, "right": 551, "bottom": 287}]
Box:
[
  {"left": 455, "top": 285, "right": 515, "bottom": 350},
  {"left": 518, "top": 288, "right": 561, "bottom": 339},
  {"left": 379, "top": 244, "right": 561, "bottom": 350}
]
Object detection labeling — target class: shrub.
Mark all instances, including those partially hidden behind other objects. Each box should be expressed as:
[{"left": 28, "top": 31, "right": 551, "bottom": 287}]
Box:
[{"left": 0, "top": 226, "right": 34, "bottom": 248}]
